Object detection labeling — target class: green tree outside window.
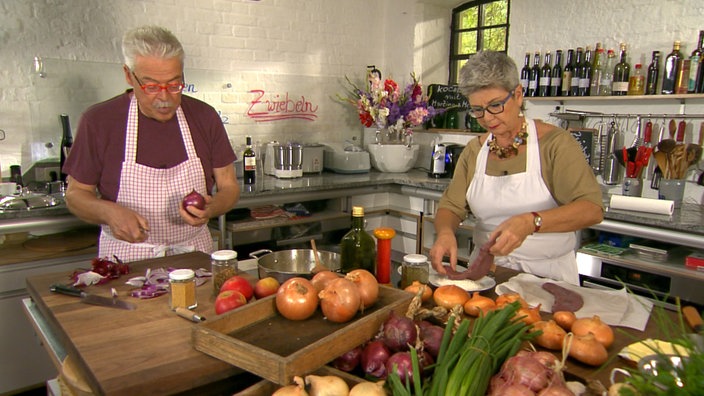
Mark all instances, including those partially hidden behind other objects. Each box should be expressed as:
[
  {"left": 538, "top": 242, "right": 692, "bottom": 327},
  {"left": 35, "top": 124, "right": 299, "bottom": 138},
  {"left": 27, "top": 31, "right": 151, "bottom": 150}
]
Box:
[{"left": 449, "top": 0, "right": 510, "bottom": 83}]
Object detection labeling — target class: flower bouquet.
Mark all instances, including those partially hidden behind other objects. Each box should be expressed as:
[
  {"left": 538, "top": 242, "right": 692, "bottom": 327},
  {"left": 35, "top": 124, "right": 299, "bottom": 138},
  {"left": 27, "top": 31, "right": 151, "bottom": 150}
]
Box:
[{"left": 339, "top": 71, "right": 441, "bottom": 143}]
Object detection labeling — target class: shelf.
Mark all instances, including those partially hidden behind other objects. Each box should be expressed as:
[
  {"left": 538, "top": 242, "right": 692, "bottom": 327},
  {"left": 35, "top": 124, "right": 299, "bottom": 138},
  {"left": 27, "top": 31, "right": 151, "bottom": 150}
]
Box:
[
  {"left": 526, "top": 93, "right": 704, "bottom": 104},
  {"left": 524, "top": 94, "right": 704, "bottom": 102},
  {"left": 225, "top": 209, "right": 348, "bottom": 233}
]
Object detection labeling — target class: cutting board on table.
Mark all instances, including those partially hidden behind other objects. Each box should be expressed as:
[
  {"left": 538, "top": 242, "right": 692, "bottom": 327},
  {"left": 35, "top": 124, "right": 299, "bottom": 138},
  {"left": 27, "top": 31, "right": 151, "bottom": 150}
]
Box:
[{"left": 23, "top": 227, "right": 98, "bottom": 252}]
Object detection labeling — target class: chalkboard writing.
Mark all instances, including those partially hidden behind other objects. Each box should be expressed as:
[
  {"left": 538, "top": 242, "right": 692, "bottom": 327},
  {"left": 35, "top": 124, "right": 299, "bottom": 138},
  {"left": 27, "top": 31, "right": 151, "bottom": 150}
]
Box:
[
  {"left": 569, "top": 128, "right": 596, "bottom": 169},
  {"left": 427, "top": 84, "right": 469, "bottom": 110}
]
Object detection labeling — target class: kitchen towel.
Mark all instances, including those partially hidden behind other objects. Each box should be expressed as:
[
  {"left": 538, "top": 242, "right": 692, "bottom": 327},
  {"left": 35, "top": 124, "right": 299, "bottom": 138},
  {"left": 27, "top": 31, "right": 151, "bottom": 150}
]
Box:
[
  {"left": 496, "top": 273, "right": 653, "bottom": 331},
  {"left": 609, "top": 195, "right": 674, "bottom": 215}
]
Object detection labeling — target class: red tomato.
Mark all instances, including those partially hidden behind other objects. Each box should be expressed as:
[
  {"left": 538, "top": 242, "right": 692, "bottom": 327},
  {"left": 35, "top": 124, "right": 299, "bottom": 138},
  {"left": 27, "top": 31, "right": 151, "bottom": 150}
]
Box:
[
  {"left": 214, "top": 290, "right": 247, "bottom": 315},
  {"left": 220, "top": 275, "right": 254, "bottom": 301},
  {"left": 254, "top": 277, "right": 280, "bottom": 299}
]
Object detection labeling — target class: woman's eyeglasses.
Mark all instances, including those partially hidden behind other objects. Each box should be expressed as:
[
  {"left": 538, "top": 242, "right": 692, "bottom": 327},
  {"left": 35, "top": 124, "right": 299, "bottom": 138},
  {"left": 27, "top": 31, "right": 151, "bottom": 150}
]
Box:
[
  {"left": 131, "top": 71, "right": 185, "bottom": 95},
  {"left": 468, "top": 90, "right": 515, "bottom": 118}
]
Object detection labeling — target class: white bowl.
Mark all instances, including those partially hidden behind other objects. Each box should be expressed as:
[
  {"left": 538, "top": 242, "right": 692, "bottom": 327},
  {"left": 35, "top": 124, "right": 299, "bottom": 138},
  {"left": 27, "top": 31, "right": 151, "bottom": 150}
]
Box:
[{"left": 366, "top": 144, "right": 420, "bottom": 173}]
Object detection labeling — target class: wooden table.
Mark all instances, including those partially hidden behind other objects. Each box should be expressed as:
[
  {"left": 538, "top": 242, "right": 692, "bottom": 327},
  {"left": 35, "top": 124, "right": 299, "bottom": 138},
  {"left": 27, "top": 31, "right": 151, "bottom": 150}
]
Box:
[
  {"left": 488, "top": 266, "right": 674, "bottom": 389},
  {"left": 25, "top": 252, "right": 249, "bottom": 395},
  {"left": 25, "top": 252, "right": 679, "bottom": 394}
]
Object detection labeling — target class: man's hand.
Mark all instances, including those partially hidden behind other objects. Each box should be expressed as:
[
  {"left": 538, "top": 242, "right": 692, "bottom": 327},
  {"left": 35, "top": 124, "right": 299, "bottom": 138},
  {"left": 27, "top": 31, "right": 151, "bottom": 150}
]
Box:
[
  {"left": 106, "top": 205, "right": 150, "bottom": 243},
  {"left": 179, "top": 194, "right": 213, "bottom": 226}
]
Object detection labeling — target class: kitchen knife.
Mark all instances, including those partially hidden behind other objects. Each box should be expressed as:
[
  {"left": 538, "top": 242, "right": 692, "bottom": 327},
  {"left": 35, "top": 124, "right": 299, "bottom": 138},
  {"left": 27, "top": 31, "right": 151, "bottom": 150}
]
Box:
[
  {"left": 682, "top": 305, "right": 703, "bottom": 333},
  {"left": 50, "top": 284, "right": 137, "bottom": 310}
]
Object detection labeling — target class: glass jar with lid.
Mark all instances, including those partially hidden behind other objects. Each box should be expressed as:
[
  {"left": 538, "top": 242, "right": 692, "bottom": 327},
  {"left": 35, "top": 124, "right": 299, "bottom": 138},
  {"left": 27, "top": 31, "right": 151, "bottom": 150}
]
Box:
[
  {"left": 211, "top": 250, "right": 238, "bottom": 296},
  {"left": 401, "top": 254, "right": 429, "bottom": 289},
  {"left": 169, "top": 269, "right": 197, "bottom": 310}
]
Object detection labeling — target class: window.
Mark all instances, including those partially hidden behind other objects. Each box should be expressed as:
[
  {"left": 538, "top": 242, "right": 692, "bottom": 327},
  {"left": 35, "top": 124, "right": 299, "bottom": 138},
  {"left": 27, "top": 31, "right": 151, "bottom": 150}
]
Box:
[{"left": 449, "top": 0, "right": 510, "bottom": 84}]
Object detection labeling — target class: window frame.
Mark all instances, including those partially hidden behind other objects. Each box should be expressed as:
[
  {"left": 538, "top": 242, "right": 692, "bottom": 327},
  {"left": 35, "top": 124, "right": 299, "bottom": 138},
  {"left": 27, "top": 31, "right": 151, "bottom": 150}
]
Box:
[{"left": 449, "top": 0, "right": 511, "bottom": 84}]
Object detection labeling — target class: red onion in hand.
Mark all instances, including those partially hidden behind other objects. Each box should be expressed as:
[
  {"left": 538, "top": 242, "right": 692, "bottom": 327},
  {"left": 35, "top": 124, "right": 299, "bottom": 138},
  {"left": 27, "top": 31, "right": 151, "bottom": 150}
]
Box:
[
  {"left": 361, "top": 340, "right": 390, "bottom": 378},
  {"left": 182, "top": 189, "right": 205, "bottom": 210},
  {"left": 382, "top": 311, "right": 417, "bottom": 352}
]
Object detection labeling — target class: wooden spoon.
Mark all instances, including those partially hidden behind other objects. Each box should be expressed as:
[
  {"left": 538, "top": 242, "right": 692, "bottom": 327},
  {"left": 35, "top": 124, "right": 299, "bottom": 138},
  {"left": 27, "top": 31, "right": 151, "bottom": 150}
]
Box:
[
  {"left": 654, "top": 151, "right": 669, "bottom": 177},
  {"left": 310, "top": 239, "right": 328, "bottom": 274}
]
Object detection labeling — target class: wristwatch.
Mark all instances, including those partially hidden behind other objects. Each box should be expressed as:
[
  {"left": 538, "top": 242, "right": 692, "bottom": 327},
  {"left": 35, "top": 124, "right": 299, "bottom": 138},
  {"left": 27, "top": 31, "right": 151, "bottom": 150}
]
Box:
[{"left": 531, "top": 211, "right": 542, "bottom": 233}]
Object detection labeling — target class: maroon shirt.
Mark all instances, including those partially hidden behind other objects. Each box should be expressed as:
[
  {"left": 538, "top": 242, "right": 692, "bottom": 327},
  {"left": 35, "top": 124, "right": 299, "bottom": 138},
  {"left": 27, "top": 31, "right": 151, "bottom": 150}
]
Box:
[{"left": 64, "top": 91, "right": 236, "bottom": 202}]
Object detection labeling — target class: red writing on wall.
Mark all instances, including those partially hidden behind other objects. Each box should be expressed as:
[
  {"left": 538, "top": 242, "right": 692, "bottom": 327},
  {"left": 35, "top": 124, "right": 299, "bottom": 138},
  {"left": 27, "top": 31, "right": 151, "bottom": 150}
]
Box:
[{"left": 247, "top": 90, "right": 318, "bottom": 122}]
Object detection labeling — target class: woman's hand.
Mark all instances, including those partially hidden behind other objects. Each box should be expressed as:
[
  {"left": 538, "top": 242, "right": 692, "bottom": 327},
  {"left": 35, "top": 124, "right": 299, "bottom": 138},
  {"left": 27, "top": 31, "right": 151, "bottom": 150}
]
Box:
[
  {"left": 488, "top": 213, "right": 534, "bottom": 256},
  {"left": 180, "top": 194, "right": 213, "bottom": 226},
  {"left": 429, "top": 231, "right": 458, "bottom": 274}
]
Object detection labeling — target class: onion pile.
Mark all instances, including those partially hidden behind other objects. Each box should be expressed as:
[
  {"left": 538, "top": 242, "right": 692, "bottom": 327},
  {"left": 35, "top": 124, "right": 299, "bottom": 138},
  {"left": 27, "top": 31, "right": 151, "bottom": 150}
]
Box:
[{"left": 488, "top": 350, "right": 575, "bottom": 396}]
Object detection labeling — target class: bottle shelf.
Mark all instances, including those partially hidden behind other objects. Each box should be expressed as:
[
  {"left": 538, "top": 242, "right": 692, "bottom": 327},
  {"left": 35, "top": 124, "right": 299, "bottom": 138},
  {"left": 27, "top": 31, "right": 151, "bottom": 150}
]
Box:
[{"left": 527, "top": 93, "right": 704, "bottom": 104}]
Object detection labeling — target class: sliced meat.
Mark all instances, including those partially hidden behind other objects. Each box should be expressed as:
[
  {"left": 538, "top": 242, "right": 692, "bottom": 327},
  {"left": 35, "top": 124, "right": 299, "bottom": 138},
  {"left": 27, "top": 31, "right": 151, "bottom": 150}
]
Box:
[
  {"left": 443, "top": 239, "right": 495, "bottom": 281},
  {"left": 542, "top": 282, "right": 584, "bottom": 313}
]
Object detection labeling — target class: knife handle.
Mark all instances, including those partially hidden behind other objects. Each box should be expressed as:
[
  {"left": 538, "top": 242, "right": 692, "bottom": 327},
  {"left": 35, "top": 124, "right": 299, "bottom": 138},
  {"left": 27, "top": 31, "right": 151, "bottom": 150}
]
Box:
[
  {"left": 50, "top": 283, "right": 84, "bottom": 297},
  {"left": 683, "top": 306, "right": 703, "bottom": 332}
]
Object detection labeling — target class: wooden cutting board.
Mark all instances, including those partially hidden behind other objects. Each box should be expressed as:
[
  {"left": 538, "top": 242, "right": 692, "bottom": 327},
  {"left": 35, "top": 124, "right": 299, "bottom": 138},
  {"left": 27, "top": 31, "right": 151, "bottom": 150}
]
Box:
[{"left": 23, "top": 227, "right": 98, "bottom": 253}]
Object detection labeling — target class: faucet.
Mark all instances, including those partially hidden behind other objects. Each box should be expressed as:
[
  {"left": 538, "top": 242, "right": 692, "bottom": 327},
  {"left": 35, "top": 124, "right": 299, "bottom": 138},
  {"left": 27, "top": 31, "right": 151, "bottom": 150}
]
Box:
[
  {"left": 403, "top": 129, "right": 413, "bottom": 147},
  {"left": 374, "top": 129, "right": 381, "bottom": 144}
]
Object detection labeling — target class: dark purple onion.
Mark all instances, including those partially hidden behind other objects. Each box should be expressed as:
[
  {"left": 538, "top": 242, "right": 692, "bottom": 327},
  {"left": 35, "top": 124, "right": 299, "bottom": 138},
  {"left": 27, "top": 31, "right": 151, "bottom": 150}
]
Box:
[
  {"left": 386, "top": 351, "right": 414, "bottom": 385},
  {"left": 382, "top": 311, "right": 417, "bottom": 352},
  {"left": 182, "top": 189, "right": 205, "bottom": 210},
  {"left": 420, "top": 324, "right": 444, "bottom": 358},
  {"left": 361, "top": 340, "right": 391, "bottom": 378},
  {"left": 333, "top": 345, "right": 362, "bottom": 372}
]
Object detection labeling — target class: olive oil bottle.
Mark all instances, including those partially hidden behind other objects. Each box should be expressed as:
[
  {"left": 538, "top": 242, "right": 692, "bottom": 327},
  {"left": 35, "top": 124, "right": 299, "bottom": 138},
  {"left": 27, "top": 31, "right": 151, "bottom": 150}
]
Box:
[{"left": 340, "top": 206, "right": 376, "bottom": 273}]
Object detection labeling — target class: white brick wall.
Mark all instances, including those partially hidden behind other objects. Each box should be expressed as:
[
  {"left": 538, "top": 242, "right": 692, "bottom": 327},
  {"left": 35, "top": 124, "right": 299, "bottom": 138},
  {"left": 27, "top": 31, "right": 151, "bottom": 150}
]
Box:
[{"left": 0, "top": 0, "right": 702, "bottom": 202}]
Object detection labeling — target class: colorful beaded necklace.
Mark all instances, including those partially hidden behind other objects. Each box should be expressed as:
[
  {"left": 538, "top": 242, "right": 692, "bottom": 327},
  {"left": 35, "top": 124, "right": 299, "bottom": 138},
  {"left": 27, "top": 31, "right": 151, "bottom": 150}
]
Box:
[{"left": 487, "top": 121, "right": 528, "bottom": 159}]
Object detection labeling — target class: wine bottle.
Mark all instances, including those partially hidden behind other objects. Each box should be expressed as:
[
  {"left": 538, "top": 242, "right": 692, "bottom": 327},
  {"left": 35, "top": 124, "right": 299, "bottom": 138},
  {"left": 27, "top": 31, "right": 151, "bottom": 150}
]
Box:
[
  {"left": 59, "top": 114, "right": 73, "bottom": 183},
  {"left": 528, "top": 51, "right": 540, "bottom": 97},
  {"left": 612, "top": 43, "right": 630, "bottom": 96},
  {"left": 538, "top": 51, "right": 552, "bottom": 97},
  {"left": 561, "top": 49, "right": 575, "bottom": 96},
  {"left": 520, "top": 52, "right": 531, "bottom": 96},
  {"left": 662, "top": 41, "right": 683, "bottom": 94},
  {"left": 675, "top": 59, "right": 691, "bottom": 94},
  {"left": 689, "top": 30, "right": 704, "bottom": 93},
  {"left": 243, "top": 136, "right": 256, "bottom": 185},
  {"left": 340, "top": 206, "right": 376, "bottom": 273},
  {"left": 571, "top": 47, "right": 583, "bottom": 96},
  {"left": 590, "top": 48, "right": 605, "bottom": 96},
  {"left": 550, "top": 49, "right": 563, "bottom": 97},
  {"left": 599, "top": 49, "right": 616, "bottom": 96},
  {"left": 579, "top": 46, "right": 592, "bottom": 96},
  {"left": 645, "top": 51, "right": 661, "bottom": 95},
  {"left": 627, "top": 64, "right": 645, "bottom": 95}
]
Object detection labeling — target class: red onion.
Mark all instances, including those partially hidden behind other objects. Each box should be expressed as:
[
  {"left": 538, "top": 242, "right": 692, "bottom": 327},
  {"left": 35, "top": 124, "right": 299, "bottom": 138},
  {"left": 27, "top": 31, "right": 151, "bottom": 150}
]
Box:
[
  {"left": 499, "top": 355, "right": 551, "bottom": 392},
  {"left": 333, "top": 345, "right": 362, "bottom": 372},
  {"left": 386, "top": 352, "right": 414, "bottom": 385},
  {"left": 420, "top": 324, "right": 444, "bottom": 358},
  {"left": 182, "top": 189, "right": 205, "bottom": 210},
  {"left": 361, "top": 340, "right": 390, "bottom": 378},
  {"left": 381, "top": 311, "right": 417, "bottom": 352}
]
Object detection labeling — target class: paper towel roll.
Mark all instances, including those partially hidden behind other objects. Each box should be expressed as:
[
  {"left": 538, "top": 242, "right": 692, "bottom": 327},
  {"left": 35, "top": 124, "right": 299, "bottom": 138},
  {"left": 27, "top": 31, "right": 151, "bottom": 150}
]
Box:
[{"left": 609, "top": 195, "right": 674, "bottom": 215}]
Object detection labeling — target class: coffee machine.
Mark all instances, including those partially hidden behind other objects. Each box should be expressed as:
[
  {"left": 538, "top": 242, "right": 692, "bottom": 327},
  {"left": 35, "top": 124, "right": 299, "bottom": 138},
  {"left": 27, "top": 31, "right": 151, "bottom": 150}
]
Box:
[
  {"left": 429, "top": 143, "right": 448, "bottom": 178},
  {"left": 429, "top": 143, "right": 465, "bottom": 178}
]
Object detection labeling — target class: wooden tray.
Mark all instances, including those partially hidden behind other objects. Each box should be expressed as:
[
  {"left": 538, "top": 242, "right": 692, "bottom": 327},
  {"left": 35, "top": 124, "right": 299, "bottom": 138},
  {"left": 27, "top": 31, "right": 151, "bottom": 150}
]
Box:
[{"left": 193, "top": 284, "right": 413, "bottom": 385}]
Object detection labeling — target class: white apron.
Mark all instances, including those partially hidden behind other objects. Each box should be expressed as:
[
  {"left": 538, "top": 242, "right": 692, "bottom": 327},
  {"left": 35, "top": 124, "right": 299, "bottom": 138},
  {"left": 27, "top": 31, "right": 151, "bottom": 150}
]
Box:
[
  {"left": 466, "top": 118, "right": 579, "bottom": 284},
  {"left": 98, "top": 96, "right": 213, "bottom": 262}
]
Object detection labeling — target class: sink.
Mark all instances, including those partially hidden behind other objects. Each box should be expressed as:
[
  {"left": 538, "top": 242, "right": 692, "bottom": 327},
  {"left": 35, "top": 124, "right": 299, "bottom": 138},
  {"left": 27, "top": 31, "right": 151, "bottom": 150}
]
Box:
[{"left": 366, "top": 143, "right": 420, "bottom": 173}]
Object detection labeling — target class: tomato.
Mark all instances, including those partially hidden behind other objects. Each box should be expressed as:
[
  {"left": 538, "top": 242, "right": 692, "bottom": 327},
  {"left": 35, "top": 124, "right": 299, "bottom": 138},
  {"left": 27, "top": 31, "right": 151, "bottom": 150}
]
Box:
[
  {"left": 275, "top": 277, "right": 319, "bottom": 320},
  {"left": 214, "top": 290, "right": 247, "bottom": 315},
  {"left": 220, "top": 275, "right": 254, "bottom": 301},
  {"left": 254, "top": 277, "right": 280, "bottom": 299}
]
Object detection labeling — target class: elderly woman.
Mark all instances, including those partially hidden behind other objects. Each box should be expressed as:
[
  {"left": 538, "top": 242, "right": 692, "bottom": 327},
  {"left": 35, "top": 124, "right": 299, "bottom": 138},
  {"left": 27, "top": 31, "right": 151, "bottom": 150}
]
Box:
[{"left": 429, "top": 51, "right": 603, "bottom": 284}]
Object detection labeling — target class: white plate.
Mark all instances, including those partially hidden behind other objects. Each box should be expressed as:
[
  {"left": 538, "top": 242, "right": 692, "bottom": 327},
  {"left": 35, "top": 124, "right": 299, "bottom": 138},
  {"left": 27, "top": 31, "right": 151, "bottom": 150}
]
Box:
[{"left": 428, "top": 264, "right": 496, "bottom": 292}]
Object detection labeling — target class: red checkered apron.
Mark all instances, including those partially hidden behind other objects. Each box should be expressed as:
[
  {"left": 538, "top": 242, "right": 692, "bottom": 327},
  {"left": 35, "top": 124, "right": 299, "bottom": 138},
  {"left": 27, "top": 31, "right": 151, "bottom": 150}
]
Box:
[{"left": 98, "top": 96, "right": 212, "bottom": 262}]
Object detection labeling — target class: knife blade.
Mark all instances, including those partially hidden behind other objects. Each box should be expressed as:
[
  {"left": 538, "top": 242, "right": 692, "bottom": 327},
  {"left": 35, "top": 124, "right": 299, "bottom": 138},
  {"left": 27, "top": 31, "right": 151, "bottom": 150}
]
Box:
[
  {"left": 50, "top": 284, "right": 137, "bottom": 310},
  {"left": 683, "top": 305, "right": 703, "bottom": 333}
]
